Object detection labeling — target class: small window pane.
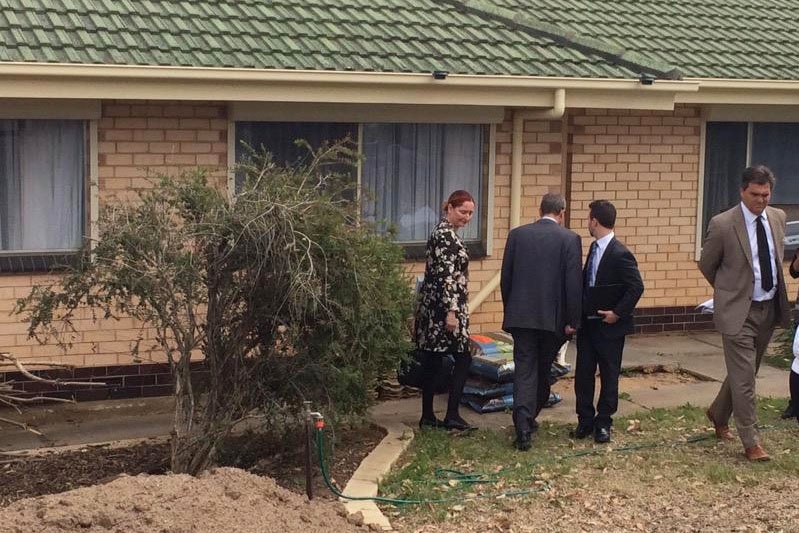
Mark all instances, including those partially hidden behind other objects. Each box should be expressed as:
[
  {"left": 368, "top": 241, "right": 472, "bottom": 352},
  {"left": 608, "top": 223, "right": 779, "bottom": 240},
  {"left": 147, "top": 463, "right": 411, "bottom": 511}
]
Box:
[
  {"left": 0, "top": 120, "right": 85, "bottom": 252},
  {"left": 235, "top": 122, "right": 356, "bottom": 190},
  {"left": 751, "top": 123, "right": 799, "bottom": 204},
  {"left": 702, "top": 122, "right": 747, "bottom": 234},
  {"left": 361, "top": 123, "right": 483, "bottom": 243}
]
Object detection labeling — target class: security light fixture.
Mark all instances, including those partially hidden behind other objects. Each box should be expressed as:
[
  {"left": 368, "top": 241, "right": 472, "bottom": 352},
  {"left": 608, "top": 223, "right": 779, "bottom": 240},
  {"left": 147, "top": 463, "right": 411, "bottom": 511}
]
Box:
[
  {"left": 432, "top": 70, "right": 449, "bottom": 80},
  {"left": 639, "top": 73, "right": 656, "bottom": 85}
]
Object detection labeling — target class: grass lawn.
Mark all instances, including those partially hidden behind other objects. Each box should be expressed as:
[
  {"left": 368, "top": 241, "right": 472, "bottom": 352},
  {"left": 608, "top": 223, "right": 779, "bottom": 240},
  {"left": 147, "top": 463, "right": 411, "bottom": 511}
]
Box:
[{"left": 379, "top": 398, "right": 799, "bottom": 532}]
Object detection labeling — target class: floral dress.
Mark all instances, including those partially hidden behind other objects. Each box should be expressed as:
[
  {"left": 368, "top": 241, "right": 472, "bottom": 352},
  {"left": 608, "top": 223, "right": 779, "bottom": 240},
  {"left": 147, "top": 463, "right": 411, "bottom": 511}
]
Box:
[{"left": 415, "top": 219, "right": 470, "bottom": 354}]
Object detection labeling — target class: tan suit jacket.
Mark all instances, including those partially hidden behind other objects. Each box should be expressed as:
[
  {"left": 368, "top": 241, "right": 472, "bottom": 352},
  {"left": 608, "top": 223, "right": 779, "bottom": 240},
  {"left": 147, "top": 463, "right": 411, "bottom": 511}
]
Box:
[{"left": 699, "top": 204, "right": 790, "bottom": 336}]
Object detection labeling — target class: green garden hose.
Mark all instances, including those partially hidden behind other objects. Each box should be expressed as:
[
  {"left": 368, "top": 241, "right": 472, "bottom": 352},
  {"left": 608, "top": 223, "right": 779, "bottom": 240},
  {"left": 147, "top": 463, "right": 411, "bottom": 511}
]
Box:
[{"left": 314, "top": 421, "right": 792, "bottom": 506}]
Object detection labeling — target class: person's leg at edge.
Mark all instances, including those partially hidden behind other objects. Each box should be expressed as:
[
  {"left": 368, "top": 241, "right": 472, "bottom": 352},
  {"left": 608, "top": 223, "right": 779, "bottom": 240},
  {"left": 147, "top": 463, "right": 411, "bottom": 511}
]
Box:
[
  {"left": 722, "top": 316, "right": 760, "bottom": 451},
  {"left": 511, "top": 329, "right": 538, "bottom": 448},
  {"left": 790, "top": 369, "right": 799, "bottom": 424},
  {"left": 444, "top": 350, "right": 474, "bottom": 430},
  {"left": 594, "top": 336, "right": 625, "bottom": 432},
  {"left": 534, "top": 333, "right": 561, "bottom": 421},
  {"left": 574, "top": 327, "right": 598, "bottom": 434},
  {"left": 419, "top": 350, "right": 443, "bottom": 427}
]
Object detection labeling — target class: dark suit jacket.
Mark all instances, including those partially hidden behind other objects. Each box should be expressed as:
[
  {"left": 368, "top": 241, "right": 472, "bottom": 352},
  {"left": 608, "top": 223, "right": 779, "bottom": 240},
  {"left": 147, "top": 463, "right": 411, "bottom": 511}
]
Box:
[
  {"left": 583, "top": 237, "right": 644, "bottom": 339},
  {"left": 501, "top": 219, "right": 582, "bottom": 337}
]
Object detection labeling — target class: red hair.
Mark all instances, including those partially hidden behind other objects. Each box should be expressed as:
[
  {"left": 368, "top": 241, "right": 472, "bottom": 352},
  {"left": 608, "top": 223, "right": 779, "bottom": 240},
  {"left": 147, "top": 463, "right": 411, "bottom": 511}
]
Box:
[{"left": 441, "top": 190, "right": 475, "bottom": 213}]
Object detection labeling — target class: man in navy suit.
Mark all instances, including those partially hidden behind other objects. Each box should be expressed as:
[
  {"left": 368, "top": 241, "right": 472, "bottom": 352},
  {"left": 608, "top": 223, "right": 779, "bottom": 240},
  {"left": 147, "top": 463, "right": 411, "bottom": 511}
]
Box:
[
  {"left": 501, "top": 193, "right": 583, "bottom": 451},
  {"left": 574, "top": 200, "right": 644, "bottom": 443}
]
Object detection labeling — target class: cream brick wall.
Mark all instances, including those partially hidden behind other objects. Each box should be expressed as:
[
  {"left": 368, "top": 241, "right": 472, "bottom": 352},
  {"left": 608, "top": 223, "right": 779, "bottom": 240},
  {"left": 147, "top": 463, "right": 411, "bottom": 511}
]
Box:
[{"left": 567, "top": 106, "right": 707, "bottom": 308}]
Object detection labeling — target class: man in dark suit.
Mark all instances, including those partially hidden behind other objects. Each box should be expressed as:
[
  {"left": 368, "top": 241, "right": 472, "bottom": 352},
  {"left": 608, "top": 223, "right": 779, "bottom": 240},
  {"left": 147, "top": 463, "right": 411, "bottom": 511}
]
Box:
[
  {"left": 574, "top": 199, "right": 644, "bottom": 444},
  {"left": 501, "top": 193, "right": 582, "bottom": 451}
]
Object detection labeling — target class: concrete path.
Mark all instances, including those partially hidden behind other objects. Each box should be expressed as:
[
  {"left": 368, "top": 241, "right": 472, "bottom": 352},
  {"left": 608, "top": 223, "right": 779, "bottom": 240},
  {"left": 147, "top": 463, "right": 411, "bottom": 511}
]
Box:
[
  {"left": 370, "top": 331, "right": 792, "bottom": 432},
  {"left": 0, "top": 332, "right": 791, "bottom": 452},
  {"left": 0, "top": 397, "right": 174, "bottom": 452}
]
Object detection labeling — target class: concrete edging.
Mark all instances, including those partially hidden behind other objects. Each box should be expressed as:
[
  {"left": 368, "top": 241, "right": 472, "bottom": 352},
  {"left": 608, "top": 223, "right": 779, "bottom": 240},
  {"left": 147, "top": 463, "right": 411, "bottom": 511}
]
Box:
[{"left": 340, "top": 420, "right": 414, "bottom": 531}]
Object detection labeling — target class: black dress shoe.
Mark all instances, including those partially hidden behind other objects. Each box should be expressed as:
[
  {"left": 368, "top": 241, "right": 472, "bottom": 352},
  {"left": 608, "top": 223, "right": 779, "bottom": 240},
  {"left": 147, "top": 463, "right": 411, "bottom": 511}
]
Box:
[
  {"left": 594, "top": 426, "right": 611, "bottom": 443},
  {"left": 443, "top": 416, "right": 476, "bottom": 431},
  {"left": 781, "top": 401, "right": 796, "bottom": 420},
  {"left": 419, "top": 416, "right": 444, "bottom": 429},
  {"left": 571, "top": 424, "right": 593, "bottom": 439},
  {"left": 515, "top": 431, "right": 532, "bottom": 451}
]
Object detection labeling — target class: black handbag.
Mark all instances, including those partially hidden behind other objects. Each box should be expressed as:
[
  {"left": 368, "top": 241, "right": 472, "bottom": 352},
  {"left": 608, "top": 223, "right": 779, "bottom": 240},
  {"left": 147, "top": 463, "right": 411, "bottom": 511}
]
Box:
[{"left": 398, "top": 350, "right": 453, "bottom": 391}]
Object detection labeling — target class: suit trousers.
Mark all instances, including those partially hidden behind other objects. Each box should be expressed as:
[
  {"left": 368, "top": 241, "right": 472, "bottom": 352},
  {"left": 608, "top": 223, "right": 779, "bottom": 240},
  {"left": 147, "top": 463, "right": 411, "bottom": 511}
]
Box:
[
  {"left": 708, "top": 299, "right": 775, "bottom": 449},
  {"left": 575, "top": 320, "right": 625, "bottom": 429},
  {"left": 510, "top": 328, "right": 561, "bottom": 435}
]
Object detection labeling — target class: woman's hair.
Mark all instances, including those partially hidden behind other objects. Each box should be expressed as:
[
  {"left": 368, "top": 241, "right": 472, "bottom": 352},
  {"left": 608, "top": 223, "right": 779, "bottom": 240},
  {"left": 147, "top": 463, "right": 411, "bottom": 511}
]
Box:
[{"left": 441, "top": 190, "right": 475, "bottom": 213}]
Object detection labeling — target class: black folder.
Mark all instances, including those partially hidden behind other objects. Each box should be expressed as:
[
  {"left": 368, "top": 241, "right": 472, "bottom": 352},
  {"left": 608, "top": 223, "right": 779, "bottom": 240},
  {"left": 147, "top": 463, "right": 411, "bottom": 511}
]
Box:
[{"left": 585, "top": 283, "right": 626, "bottom": 318}]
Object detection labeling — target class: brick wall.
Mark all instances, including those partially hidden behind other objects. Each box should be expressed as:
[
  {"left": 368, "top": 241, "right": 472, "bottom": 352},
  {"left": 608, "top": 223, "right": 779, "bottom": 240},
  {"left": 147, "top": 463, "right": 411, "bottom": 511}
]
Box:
[
  {"left": 568, "top": 105, "right": 706, "bottom": 311},
  {"left": 98, "top": 101, "right": 228, "bottom": 205}
]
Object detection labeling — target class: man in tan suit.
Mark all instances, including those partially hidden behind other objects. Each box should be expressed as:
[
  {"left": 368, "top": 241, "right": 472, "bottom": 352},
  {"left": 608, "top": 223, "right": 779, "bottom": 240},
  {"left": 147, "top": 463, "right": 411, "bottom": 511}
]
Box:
[{"left": 699, "top": 165, "right": 791, "bottom": 461}]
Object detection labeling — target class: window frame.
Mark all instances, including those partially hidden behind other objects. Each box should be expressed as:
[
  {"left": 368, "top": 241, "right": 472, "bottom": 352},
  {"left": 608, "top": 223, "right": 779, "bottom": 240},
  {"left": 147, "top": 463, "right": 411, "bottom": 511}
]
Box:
[
  {"left": 697, "top": 107, "right": 799, "bottom": 259},
  {"left": 0, "top": 118, "right": 92, "bottom": 273},
  {"left": 230, "top": 119, "right": 495, "bottom": 260}
]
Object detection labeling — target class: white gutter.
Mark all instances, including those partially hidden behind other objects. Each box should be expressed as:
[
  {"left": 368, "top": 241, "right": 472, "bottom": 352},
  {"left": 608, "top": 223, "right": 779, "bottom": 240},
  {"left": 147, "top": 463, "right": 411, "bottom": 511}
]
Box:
[
  {"left": 0, "top": 62, "right": 698, "bottom": 91},
  {"left": 470, "top": 88, "right": 566, "bottom": 311}
]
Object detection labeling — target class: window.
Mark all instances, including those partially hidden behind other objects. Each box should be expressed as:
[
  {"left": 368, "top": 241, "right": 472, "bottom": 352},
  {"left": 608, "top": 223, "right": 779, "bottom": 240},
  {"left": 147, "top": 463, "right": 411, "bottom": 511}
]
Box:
[
  {"left": 0, "top": 119, "right": 86, "bottom": 270},
  {"left": 235, "top": 122, "right": 357, "bottom": 189},
  {"left": 703, "top": 121, "right": 799, "bottom": 233},
  {"left": 360, "top": 123, "right": 484, "bottom": 246},
  {"left": 234, "top": 121, "right": 488, "bottom": 256}
]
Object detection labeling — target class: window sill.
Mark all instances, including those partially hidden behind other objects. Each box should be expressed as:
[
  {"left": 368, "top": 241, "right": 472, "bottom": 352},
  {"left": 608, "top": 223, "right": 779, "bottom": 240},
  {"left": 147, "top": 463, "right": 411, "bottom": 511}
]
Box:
[{"left": 0, "top": 251, "right": 80, "bottom": 273}]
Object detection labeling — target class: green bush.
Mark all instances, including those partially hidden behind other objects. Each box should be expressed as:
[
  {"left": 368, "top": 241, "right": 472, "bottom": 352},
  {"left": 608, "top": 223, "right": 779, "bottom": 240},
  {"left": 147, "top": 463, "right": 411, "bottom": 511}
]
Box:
[{"left": 16, "top": 141, "right": 414, "bottom": 474}]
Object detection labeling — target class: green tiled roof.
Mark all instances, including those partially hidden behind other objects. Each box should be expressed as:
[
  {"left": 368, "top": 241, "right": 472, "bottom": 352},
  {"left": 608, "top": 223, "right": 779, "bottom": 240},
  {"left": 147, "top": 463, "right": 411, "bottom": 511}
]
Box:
[
  {"left": 1, "top": 0, "right": 794, "bottom": 80},
  {"left": 491, "top": 0, "right": 799, "bottom": 80},
  {"left": 0, "top": 0, "right": 652, "bottom": 79}
]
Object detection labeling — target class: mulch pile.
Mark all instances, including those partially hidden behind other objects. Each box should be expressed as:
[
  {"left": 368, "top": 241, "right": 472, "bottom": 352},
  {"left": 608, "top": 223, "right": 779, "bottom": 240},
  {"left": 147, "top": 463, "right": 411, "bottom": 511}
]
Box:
[{"left": 0, "top": 467, "right": 371, "bottom": 533}]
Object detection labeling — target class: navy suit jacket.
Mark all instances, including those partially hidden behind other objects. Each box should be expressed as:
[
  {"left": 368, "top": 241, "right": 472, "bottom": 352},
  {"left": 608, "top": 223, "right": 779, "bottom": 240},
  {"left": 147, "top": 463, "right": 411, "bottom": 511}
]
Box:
[{"left": 583, "top": 237, "right": 644, "bottom": 339}]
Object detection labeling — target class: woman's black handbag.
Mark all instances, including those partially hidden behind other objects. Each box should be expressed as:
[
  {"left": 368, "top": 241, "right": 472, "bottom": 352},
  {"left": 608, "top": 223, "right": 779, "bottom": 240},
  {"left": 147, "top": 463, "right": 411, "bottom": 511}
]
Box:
[{"left": 397, "top": 350, "right": 453, "bottom": 392}]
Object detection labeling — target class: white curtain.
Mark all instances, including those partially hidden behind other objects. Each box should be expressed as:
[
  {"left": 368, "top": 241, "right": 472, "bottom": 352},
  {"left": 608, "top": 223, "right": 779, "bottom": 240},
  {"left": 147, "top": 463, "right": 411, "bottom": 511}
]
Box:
[
  {"left": 0, "top": 120, "right": 84, "bottom": 251},
  {"left": 361, "top": 123, "right": 483, "bottom": 242}
]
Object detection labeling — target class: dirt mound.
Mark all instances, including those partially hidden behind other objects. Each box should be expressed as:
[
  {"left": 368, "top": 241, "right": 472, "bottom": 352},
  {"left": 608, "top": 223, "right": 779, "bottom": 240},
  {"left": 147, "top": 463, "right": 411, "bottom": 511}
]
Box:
[{"left": 0, "top": 467, "right": 366, "bottom": 533}]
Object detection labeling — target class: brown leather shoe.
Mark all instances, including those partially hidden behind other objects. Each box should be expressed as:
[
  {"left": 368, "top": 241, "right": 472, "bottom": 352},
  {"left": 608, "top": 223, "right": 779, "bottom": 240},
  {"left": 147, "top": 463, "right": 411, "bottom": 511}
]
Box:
[
  {"left": 745, "top": 444, "right": 771, "bottom": 462},
  {"left": 706, "top": 409, "right": 734, "bottom": 441}
]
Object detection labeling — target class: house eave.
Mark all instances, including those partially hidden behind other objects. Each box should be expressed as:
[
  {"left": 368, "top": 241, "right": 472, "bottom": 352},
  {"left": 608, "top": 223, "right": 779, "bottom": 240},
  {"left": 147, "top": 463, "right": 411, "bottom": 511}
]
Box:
[
  {"left": 0, "top": 62, "right": 697, "bottom": 109},
  {"left": 678, "top": 77, "right": 799, "bottom": 105}
]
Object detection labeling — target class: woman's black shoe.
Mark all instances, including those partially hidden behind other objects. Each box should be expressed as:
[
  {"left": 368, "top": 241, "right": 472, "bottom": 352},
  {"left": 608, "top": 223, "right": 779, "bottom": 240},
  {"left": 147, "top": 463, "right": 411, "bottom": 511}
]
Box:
[
  {"left": 419, "top": 416, "right": 444, "bottom": 429},
  {"left": 443, "top": 416, "right": 475, "bottom": 431}
]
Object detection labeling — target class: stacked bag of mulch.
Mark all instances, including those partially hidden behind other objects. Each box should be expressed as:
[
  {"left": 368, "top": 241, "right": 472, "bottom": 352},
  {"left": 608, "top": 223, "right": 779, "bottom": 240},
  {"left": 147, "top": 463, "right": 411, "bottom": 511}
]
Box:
[{"left": 462, "top": 332, "right": 570, "bottom": 414}]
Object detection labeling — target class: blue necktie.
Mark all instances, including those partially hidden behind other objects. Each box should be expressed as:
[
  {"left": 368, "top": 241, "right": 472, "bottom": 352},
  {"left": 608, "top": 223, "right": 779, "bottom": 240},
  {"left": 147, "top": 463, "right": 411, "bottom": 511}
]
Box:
[{"left": 586, "top": 241, "right": 598, "bottom": 287}]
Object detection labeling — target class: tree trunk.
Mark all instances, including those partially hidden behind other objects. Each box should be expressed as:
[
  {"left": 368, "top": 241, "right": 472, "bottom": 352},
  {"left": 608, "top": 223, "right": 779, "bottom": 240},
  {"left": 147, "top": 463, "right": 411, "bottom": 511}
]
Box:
[{"left": 170, "top": 353, "right": 211, "bottom": 475}]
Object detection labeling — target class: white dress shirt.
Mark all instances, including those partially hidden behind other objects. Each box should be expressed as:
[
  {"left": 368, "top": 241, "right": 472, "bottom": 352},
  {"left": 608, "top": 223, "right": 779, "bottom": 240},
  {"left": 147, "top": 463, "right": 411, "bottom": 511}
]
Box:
[
  {"left": 588, "top": 232, "right": 614, "bottom": 287},
  {"left": 740, "top": 202, "right": 777, "bottom": 302}
]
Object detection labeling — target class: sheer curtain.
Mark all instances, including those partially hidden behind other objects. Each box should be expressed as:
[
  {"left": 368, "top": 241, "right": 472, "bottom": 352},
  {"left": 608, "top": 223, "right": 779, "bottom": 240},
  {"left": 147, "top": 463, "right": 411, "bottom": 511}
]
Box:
[
  {"left": 0, "top": 120, "right": 84, "bottom": 251},
  {"left": 361, "top": 123, "right": 483, "bottom": 242}
]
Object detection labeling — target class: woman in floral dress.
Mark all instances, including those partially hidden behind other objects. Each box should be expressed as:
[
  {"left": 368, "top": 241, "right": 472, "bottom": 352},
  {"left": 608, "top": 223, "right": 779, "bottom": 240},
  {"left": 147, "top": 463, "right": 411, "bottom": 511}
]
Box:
[{"left": 415, "top": 190, "right": 476, "bottom": 431}]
